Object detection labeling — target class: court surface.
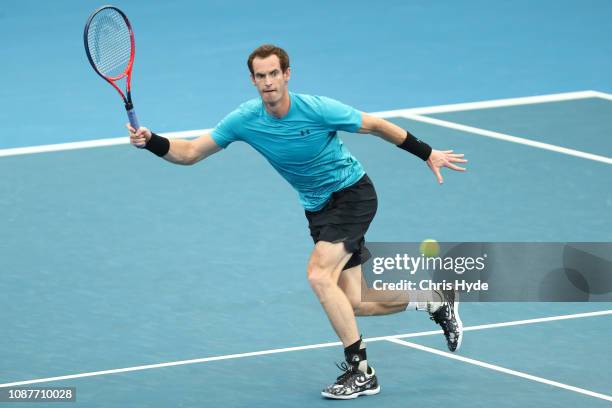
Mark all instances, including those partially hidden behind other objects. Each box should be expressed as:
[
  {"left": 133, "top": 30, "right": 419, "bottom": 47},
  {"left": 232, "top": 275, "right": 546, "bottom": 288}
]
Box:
[{"left": 1, "top": 1, "right": 611, "bottom": 407}]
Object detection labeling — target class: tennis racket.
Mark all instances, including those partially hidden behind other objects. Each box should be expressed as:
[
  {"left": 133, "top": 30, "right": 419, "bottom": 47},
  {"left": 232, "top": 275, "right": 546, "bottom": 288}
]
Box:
[{"left": 84, "top": 5, "right": 139, "bottom": 130}]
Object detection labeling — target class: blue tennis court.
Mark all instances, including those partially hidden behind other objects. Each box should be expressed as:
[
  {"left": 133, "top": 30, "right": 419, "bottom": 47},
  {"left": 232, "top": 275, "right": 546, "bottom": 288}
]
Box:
[{"left": 1, "top": 1, "right": 611, "bottom": 407}]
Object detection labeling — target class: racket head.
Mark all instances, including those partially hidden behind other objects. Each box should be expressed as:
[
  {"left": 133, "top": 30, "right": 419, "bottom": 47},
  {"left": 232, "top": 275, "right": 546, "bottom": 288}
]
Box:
[{"left": 84, "top": 5, "right": 135, "bottom": 101}]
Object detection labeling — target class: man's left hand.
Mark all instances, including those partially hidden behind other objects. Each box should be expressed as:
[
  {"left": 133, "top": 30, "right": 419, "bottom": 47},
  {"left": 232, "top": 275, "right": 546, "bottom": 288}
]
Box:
[{"left": 426, "top": 150, "right": 468, "bottom": 184}]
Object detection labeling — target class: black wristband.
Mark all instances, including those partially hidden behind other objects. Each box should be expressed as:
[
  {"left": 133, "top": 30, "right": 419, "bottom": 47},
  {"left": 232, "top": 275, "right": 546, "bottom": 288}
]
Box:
[
  {"left": 397, "top": 130, "right": 432, "bottom": 161},
  {"left": 145, "top": 133, "right": 170, "bottom": 157}
]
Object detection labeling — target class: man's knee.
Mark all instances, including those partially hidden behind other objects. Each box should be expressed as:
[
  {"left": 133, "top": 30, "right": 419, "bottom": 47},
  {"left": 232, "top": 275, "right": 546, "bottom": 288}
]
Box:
[
  {"left": 307, "top": 242, "right": 350, "bottom": 295},
  {"left": 307, "top": 259, "right": 335, "bottom": 296}
]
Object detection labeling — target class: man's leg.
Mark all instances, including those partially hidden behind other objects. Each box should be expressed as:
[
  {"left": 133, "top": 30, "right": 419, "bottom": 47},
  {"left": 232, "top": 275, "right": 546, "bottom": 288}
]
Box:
[
  {"left": 338, "top": 264, "right": 410, "bottom": 316},
  {"left": 306, "top": 240, "right": 358, "bottom": 346},
  {"left": 338, "top": 263, "right": 464, "bottom": 352},
  {"left": 308, "top": 240, "right": 380, "bottom": 400}
]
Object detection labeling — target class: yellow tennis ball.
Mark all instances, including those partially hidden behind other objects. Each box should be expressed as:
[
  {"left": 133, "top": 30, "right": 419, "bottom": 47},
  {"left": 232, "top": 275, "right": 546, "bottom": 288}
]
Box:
[{"left": 420, "top": 239, "right": 440, "bottom": 257}]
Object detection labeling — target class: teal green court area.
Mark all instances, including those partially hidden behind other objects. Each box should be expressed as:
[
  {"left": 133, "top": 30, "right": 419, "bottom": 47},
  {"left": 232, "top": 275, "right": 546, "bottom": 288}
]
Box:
[{"left": 1, "top": 93, "right": 611, "bottom": 406}]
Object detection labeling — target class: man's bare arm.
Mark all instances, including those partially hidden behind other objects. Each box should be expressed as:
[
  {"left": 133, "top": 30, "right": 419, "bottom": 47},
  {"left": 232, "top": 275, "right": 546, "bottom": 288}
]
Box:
[
  {"left": 358, "top": 113, "right": 407, "bottom": 144},
  {"left": 128, "top": 125, "right": 222, "bottom": 165},
  {"left": 358, "top": 113, "right": 468, "bottom": 184},
  {"left": 163, "top": 134, "right": 222, "bottom": 165}
]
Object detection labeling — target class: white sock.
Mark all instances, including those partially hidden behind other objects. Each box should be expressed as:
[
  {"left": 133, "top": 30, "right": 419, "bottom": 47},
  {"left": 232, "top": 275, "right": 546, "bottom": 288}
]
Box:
[{"left": 407, "top": 291, "right": 443, "bottom": 312}]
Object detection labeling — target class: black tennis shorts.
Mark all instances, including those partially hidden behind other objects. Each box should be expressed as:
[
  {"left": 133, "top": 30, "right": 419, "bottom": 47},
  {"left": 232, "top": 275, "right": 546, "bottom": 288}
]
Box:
[{"left": 305, "top": 174, "right": 378, "bottom": 270}]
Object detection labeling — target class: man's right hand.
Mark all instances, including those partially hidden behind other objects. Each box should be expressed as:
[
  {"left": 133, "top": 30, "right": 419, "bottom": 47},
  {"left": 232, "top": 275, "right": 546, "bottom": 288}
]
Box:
[{"left": 127, "top": 124, "right": 152, "bottom": 148}]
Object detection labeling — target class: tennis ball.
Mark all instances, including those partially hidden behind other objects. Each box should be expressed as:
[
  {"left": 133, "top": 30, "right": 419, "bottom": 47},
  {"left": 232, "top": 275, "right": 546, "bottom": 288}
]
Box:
[{"left": 420, "top": 239, "right": 440, "bottom": 257}]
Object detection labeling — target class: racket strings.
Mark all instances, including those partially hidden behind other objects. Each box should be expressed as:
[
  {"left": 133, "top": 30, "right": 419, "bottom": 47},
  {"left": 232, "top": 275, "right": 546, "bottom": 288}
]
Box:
[{"left": 87, "top": 9, "right": 132, "bottom": 78}]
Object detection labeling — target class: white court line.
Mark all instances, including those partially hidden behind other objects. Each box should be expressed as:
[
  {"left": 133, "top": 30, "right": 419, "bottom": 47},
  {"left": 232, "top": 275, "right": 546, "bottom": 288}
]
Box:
[
  {"left": 589, "top": 90, "right": 612, "bottom": 101},
  {"left": 0, "top": 129, "right": 212, "bottom": 158},
  {"left": 0, "top": 90, "right": 605, "bottom": 158},
  {"left": 403, "top": 113, "right": 612, "bottom": 165},
  {"left": 389, "top": 309, "right": 612, "bottom": 339},
  {"left": 371, "top": 90, "right": 599, "bottom": 117},
  {"left": 0, "top": 309, "right": 610, "bottom": 389},
  {"left": 387, "top": 338, "right": 612, "bottom": 403}
]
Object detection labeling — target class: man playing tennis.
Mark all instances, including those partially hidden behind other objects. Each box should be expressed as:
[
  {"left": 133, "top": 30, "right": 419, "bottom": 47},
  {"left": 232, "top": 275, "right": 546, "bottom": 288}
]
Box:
[{"left": 128, "top": 44, "right": 467, "bottom": 400}]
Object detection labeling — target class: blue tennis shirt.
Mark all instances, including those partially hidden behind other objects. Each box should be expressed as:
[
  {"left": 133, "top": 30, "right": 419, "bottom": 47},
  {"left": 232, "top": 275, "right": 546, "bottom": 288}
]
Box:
[{"left": 211, "top": 92, "right": 366, "bottom": 211}]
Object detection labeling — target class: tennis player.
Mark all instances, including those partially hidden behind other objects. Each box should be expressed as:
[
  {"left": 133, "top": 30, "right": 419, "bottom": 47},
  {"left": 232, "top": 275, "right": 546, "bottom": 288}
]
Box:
[{"left": 128, "top": 44, "right": 467, "bottom": 400}]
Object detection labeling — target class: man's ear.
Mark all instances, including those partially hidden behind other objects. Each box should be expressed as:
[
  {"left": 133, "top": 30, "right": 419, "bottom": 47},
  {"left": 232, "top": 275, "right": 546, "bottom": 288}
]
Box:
[{"left": 284, "top": 67, "right": 291, "bottom": 82}]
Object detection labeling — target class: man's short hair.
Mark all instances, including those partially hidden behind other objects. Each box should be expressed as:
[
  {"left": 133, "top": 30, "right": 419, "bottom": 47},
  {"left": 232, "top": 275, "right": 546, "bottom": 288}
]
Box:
[{"left": 247, "top": 44, "right": 290, "bottom": 75}]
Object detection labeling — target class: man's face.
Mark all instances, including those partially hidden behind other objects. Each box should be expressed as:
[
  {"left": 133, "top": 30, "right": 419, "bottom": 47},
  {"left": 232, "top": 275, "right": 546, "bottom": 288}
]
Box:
[{"left": 250, "top": 55, "right": 291, "bottom": 104}]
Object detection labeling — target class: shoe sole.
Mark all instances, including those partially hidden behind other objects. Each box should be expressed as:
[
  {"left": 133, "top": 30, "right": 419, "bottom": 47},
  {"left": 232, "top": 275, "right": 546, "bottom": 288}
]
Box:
[
  {"left": 441, "top": 290, "right": 464, "bottom": 352},
  {"left": 453, "top": 299, "right": 463, "bottom": 351},
  {"left": 321, "top": 386, "right": 381, "bottom": 399}
]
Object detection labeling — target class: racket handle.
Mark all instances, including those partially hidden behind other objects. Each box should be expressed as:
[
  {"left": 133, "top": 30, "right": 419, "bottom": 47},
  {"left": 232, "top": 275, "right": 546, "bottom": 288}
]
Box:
[{"left": 126, "top": 107, "right": 140, "bottom": 130}]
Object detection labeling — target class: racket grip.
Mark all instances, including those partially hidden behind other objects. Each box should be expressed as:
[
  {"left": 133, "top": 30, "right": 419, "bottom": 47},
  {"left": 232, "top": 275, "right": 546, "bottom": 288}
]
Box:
[{"left": 126, "top": 107, "right": 140, "bottom": 130}]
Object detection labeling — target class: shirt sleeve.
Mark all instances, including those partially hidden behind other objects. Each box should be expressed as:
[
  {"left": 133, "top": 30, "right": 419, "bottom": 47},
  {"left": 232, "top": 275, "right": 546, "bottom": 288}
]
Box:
[
  {"left": 317, "top": 96, "right": 362, "bottom": 133},
  {"left": 211, "top": 109, "right": 242, "bottom": 148}
]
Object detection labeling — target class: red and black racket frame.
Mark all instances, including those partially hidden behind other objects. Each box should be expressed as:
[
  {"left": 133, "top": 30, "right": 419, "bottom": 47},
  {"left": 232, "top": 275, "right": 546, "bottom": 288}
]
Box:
[{"left": 83, "top": 5, "right": 140, "bottom": 130}]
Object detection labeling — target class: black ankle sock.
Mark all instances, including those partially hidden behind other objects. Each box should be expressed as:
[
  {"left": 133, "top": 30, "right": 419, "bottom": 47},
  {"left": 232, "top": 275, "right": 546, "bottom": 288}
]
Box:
[
  {"left": 344, "top": 339, "right": 363, "bottom": 360},
  {"left": 344, "top": 338, "right": 369, "bottom": 373}
]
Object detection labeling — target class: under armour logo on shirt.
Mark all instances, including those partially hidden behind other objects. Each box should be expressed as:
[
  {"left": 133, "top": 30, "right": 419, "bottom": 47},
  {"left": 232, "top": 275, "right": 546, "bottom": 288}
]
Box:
[{"left": 300, "top": 130, "right": 311, "bottom": 136}]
